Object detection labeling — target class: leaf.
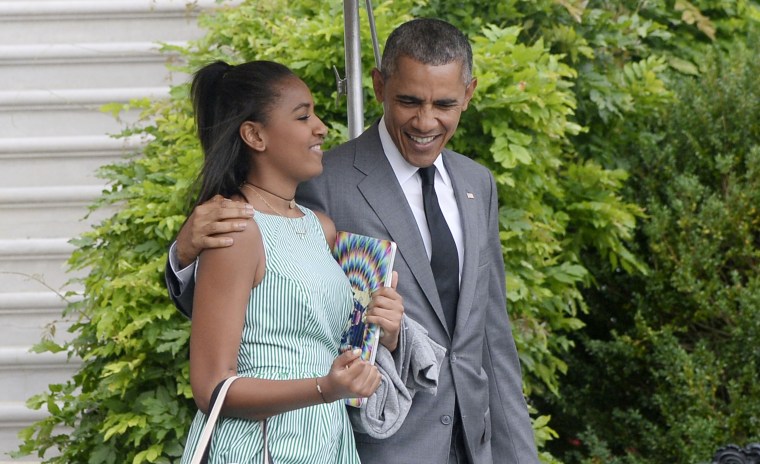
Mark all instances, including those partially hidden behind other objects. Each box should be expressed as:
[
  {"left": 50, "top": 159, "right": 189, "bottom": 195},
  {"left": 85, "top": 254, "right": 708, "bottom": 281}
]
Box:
[
  {"left": 668, "top": 56, "right": 700, "bottom": 76},
  {"left": 675, "top": 0, "right": 716, "bottom": 40},
  {"left": 553, "top": 0, "right": 588, "bottom": 23}
]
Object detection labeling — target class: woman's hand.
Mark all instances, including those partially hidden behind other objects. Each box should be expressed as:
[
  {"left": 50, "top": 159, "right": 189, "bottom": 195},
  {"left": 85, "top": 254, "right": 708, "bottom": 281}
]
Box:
[
  {"left": 320, "top": 349, "right": 381, "bottom": 402},
  {"left": 365, "top": 271, "right": 404, "bottom": 352}
]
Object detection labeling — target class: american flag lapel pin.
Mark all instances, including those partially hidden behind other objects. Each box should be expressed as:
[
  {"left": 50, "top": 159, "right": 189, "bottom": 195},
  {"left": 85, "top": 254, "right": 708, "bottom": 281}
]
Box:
[{"left": 466, "top": 192, "right": 475, "bottom": 199}]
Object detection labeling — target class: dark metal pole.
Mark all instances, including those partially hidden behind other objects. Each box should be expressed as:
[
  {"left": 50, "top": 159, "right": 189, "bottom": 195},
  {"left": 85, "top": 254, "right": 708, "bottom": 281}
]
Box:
[{"left": 365, "top": 0, "right": 381, "bottom": 69}]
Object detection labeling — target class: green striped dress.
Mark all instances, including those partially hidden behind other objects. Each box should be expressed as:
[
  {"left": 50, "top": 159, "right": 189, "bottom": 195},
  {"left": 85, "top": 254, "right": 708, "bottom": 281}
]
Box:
[{"left": 181, "top": 207, "right": 360, "bottom": 464}]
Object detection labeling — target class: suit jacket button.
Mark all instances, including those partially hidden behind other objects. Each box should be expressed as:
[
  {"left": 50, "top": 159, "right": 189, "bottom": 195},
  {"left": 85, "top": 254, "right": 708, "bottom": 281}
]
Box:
[
  {"left": 441, "top": 415, "right": 452, "bottom": 425},
  {"left": 451, "top": 352, "right": 457, "bottom": 363}
]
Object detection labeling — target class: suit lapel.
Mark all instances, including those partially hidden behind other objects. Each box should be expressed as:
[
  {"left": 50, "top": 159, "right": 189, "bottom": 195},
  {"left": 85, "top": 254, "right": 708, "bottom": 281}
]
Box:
[
  {"left": 353, "top": 125, "right": 450, "bottom": 333},
  {"left": 443, "top": 153, "right": 478, "bottom": 334}
]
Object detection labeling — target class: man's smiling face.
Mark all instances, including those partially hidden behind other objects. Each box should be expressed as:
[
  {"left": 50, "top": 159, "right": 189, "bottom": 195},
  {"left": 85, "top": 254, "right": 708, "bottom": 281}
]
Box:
[{"left": 372, "top": 55, "right": 477, "bottom": 167}]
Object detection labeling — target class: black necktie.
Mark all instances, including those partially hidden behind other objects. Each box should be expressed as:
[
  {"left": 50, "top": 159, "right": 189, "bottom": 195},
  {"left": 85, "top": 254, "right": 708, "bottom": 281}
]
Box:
[{"left": 419, "top": 166, "right": 459, "bottom": 332}]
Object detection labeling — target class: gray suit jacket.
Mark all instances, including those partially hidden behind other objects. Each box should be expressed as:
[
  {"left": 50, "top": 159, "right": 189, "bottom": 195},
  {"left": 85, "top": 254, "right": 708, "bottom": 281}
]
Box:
[{"left": 296, "top": 123, "right": 538, "bottom": 464}]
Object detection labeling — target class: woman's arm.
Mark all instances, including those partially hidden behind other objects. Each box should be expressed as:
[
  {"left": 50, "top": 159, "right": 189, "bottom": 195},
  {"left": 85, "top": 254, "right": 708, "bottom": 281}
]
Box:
[{"left": 189, "top": 214, "right": 263, "bottom": 413}]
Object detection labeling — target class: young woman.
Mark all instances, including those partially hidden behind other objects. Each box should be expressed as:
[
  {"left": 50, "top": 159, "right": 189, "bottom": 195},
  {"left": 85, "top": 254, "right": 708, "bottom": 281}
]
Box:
[{"left": 180, "top": 60, "right": 402, "bottom": 463}]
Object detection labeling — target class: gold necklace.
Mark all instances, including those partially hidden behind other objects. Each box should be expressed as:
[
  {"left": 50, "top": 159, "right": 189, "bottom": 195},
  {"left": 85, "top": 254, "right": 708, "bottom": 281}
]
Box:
[{"left": 242, "top": 183, "right": 306, "bottom": 238}]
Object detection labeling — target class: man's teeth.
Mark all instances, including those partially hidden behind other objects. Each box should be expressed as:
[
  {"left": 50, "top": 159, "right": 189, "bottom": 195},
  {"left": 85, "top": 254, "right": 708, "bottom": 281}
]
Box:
[{"left": 410, "top": 135, "right": 435, "bottom": 144}]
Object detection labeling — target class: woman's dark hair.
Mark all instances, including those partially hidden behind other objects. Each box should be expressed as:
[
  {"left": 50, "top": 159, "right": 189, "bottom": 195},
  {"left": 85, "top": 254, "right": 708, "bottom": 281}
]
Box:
[{"left": 190, "top": 60, "right": 297, "bottom": 206}]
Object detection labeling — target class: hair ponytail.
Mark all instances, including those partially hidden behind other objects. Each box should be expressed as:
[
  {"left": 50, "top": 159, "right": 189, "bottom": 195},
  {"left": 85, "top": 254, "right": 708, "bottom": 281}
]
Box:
[{"left": 191, "top": 61, "right": 232, "bottom": 156}]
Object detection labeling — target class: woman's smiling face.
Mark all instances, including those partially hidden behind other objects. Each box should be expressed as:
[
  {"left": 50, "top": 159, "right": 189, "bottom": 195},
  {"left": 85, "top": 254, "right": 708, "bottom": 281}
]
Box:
[{"left": 255, "top": 76, "right": 328, "bottom": 182}]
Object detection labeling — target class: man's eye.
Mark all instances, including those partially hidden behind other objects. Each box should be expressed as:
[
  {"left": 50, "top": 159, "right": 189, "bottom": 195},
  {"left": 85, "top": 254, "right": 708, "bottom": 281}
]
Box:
[{"left": 298, "top": 114, "right": 311, "bottom": 121}]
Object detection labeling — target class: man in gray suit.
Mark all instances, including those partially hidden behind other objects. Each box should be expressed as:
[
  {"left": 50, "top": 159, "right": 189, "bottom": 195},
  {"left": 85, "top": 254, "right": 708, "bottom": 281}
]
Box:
[{"left": 166, "top": 18, "right": 538, "bottom": 464}]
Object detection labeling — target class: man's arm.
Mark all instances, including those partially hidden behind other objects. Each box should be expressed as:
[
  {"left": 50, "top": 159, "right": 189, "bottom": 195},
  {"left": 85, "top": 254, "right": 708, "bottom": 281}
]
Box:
[
  {"left": 482, "top": 173, "right": 539, "bottom": 463},
  {"left": 164, "top": 196, "right": 253, "bottom": 318}
]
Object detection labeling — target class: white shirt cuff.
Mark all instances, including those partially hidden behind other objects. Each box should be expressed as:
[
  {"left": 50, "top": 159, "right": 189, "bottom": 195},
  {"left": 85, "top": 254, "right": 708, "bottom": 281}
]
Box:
[{"left": 169, "top": 241, "right": 196, "bottom": 293}]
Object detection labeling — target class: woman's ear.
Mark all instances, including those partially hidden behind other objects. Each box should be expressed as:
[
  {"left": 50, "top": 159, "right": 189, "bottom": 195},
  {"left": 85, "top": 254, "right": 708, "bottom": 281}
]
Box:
[{"left": 240, "top": 121, "right": 266, "bottom": 152}]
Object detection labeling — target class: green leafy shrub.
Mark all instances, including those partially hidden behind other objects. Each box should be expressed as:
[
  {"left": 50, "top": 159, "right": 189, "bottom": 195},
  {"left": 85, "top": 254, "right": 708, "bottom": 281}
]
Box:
[{"left": 549, "top": 29, "right": 760, "bottom": 464}]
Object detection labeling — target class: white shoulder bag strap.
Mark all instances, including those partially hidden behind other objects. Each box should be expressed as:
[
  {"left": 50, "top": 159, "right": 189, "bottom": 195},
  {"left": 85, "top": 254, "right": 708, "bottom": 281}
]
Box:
[{"left": 189, "top": 376, "right": 271, "bottom": 464}]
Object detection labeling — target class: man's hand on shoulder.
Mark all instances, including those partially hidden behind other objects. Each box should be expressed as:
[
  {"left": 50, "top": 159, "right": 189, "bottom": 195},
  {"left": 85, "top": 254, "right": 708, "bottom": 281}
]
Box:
[{"left": 176, "top": 195, "right": 254, "bottom": 267}]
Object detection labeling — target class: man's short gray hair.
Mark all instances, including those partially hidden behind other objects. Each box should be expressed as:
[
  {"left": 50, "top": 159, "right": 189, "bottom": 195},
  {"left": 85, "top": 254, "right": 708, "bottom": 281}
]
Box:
[{"left": 380, "top": 18, "right": 473, "bottom": 85}]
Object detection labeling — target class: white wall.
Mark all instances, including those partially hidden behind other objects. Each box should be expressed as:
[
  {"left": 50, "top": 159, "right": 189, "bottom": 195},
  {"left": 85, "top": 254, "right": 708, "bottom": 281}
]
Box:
[{"left": 0, "top": 1, "right": 237, "bottom": 461}]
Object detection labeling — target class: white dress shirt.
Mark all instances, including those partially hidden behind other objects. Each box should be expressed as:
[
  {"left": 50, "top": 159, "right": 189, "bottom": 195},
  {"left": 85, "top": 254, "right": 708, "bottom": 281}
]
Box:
[{"left": 377, "top": 117, "right": 463, "bottom": 280}]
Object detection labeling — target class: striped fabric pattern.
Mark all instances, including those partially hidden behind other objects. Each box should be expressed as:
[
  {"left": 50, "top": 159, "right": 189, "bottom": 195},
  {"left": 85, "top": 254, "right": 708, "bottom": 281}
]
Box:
[{"left": 181, "top": 207, "right": 360, "bottom": 464}]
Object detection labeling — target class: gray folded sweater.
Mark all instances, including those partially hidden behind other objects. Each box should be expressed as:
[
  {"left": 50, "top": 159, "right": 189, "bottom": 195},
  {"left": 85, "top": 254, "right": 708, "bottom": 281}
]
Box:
[{"left": 348, "top": 315, "right": 446, "bottom": 438}]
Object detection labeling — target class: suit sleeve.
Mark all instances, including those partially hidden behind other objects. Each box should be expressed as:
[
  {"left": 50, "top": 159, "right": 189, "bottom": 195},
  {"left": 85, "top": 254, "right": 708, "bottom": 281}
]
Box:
[
  {"left": 164, "top": 242, "right": 195, "bottom": 319},
  {"left": 482, "top": 172, "right": 539, "bottom": 463}
]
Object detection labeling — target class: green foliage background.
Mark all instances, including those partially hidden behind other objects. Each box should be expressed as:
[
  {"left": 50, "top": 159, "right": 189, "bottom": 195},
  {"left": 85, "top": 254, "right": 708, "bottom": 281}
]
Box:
[
  {"left": 547, "top": 28, "right": 760, "bottom": 464},
  {"left": 14, "top": 0, "right": 759, "bottom": 463}
]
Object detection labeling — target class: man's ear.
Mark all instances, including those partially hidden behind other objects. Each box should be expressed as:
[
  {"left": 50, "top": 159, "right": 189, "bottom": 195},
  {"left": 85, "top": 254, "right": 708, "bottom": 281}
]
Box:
[
  {"left": 371, "top": 68, "right": 385, "bottom": 103},
  {"left": 462, "top": 77, "right": 478, "bottom": 111},
  {"left": 240, "top": 121, "right": 266, "bottom": 152}
]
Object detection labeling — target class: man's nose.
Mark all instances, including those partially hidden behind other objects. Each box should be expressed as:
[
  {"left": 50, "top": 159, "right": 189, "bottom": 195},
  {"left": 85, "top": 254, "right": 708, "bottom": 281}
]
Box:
[{"left": 413, "top": 105, "right": 437, "bottom": 132}]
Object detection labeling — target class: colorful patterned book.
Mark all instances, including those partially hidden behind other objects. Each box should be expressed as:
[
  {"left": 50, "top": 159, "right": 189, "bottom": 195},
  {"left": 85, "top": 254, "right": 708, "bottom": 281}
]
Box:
[{"left": 333, "top": 231, "right": 397, "bottom": 407}]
